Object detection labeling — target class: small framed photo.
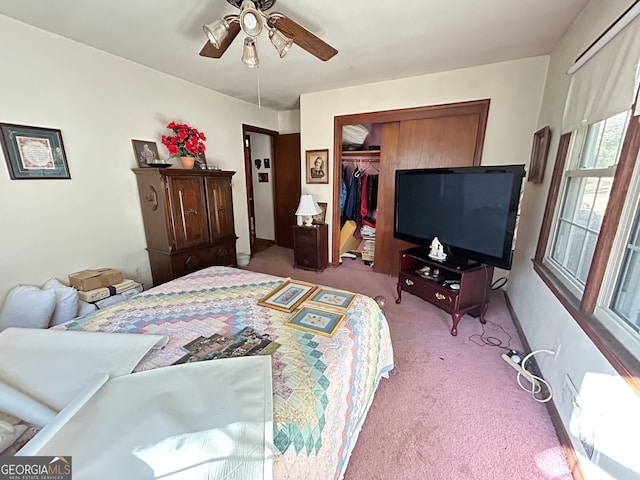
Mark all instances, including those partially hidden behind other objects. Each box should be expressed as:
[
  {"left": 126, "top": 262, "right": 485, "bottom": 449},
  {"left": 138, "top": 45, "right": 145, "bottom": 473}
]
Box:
[
  {"left": 257, "top": 279, "right": 318, "bottom": 313},
  {"left": 132, "top": 139, "right": 161, "bottom": 168},
  {"left": 285, "top": 307, "right": 346, "bottom": 337},
  {"left": 194, "top": 152, "right": 208, "bottom": 170},
  {"left": 258, "top": 172, "right": 269, "bottom": 182},
  {"left": 528, "top": 126, "right": 551, "bottom": 184},
  {"left": 307, "top": 287, "right": 356, "bottom": 311},
  {"left": 264, "top": 158, "right": 270, "bottom": 168},
  {"left": 306, "top": 149, "right": 329, "bottom": 184},
  {"left": 312, "top": 202, "right": 327, "bottom": 225},
  {"left": 1, "top": 123, "right": 70, "bottom": 179}
]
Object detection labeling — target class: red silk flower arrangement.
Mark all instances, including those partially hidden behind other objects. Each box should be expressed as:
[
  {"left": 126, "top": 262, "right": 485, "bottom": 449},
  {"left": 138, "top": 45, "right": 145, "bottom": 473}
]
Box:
[{"left": 161, "top": 122, "right": 206, "bottom": 157}]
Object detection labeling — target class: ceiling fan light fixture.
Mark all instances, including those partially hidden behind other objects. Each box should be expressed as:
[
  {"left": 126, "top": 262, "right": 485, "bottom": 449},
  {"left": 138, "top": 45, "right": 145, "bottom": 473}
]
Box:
[
  {"left": 241, "top": 37, "right": 260, "bottom": 67},
  {"left": 269, "top": 28, "right": 293, "bottom": 58},
  {"left": 203, "top": 18, "right": 230, "bottom": 49},
  {"left": 239, "top": 1, "right": 264, "bottom": 37}
]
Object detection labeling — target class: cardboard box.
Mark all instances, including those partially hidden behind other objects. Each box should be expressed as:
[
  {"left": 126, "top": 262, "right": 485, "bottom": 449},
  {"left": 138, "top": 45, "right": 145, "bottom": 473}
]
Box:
[{"left": 69, "top": 268, "right": 123, "bottom": 292}]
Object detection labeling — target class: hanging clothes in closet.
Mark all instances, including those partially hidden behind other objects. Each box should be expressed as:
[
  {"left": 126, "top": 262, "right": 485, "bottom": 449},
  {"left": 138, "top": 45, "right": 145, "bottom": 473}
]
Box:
[{"left": 341, "top": 160, "right": 379, "bottom": 236}]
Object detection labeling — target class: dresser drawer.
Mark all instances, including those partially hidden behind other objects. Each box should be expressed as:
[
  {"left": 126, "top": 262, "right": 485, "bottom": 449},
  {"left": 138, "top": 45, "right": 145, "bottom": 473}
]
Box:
[
  {"left": 398, "top": 272, "right": 459, "bottom": 313},
  {"left": 171, "top": 242, "right": 236, "bottom": 278}
]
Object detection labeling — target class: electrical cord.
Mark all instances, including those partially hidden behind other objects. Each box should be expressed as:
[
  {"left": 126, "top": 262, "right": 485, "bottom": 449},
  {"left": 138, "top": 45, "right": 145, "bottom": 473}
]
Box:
[
  {"left": 468, "top": 320, "right": 512, "bottom": 349},
  {"left": 468, "top": 266, "right": 512, "bottom": 350},
  {"left": 517, "top": 349, "right": 554, "bottom": 403}
]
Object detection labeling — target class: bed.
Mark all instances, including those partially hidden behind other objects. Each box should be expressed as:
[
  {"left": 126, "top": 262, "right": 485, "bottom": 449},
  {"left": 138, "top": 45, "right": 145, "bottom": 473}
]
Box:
[{"left": 55, "top": 266, "right": 394, "bottom": 480}]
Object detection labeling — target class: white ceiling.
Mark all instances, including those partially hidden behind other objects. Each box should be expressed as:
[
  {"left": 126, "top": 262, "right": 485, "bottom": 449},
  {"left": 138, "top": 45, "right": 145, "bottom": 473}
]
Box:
[{"left": 0, "top": 0, "right": 590, "bottom": 111}]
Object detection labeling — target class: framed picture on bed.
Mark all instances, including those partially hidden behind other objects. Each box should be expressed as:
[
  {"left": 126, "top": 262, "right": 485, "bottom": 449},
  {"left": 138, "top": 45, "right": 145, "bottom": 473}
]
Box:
[
  {"left": 306, "top": 287, "right": 356, "bottom": 311},
  {"left": 257, "top": 279, "right": 318, "bottom": 313},
  {"left": 285, "top": 307, "right": 346, "bottom": 337}
]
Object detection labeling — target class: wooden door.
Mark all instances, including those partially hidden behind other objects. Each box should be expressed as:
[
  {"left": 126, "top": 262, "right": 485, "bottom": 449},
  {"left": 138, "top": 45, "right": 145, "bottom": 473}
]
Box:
[
  {"left": 243, "top": 134, "right": 256, "bottom": 250},
  {"left": 273, "top": 133, "right": 301, "bottom": 249},
  {"left": 374, "top": 114, "right": 482, "bottom": 276},
  {"left": 167, "top": 176, "right": 209, "bottom": 250},
  {"left": 205, "top": 176, "right": 235, "bottom": 240}
]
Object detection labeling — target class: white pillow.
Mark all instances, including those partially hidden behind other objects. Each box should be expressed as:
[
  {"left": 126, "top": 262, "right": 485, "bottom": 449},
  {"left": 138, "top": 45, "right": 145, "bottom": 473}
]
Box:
[
  {"left": 76, "top": 300, "right": 97, "bottom": 318},
  {"left": 0, "top": 286, "right": 56, "bottom": 332},
  {"left": 42, "top": 278, "right": 79, "bottom": 326},
  {"left": 0, "top": 421, "right": 27, "bottom": 454}
]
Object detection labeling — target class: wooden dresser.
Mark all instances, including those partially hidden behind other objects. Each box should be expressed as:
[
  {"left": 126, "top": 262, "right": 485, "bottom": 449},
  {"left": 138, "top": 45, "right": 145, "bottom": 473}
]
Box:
[
  {"left": 133, "top": 168, "right": 237, "bottom": 286},
  {"left": 396, "top": 247, "right": 493, "bottom": 336}
]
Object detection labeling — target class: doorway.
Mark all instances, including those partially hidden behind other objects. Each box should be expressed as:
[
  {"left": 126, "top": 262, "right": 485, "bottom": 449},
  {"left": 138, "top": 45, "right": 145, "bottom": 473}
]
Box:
[
  {"left": 243, "top": 125, "right": 277, "bottom": 256},
  {"left": 242, "top": 125, "right": 301, "bottom": 255}
]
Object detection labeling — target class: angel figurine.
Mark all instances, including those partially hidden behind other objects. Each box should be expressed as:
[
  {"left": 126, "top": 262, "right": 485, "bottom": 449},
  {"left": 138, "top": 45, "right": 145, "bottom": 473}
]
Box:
[{"left": 429, "top": 236, "right": 447, "bottom": 261}]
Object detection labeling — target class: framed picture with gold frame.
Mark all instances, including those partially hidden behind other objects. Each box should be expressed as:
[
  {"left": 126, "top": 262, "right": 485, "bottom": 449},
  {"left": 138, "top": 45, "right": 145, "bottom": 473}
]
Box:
[
  {"left": 285, "top": 307, "right": 346, "bottom": 337},
  {"left": 306, "top": 287, "right": 356, "bottom": 311},
  {"left": 306, "top": 149, "right": 329, "bottom": 184},
  {"left": 257, "top": 279, "right": 318, "bottom": 313}
]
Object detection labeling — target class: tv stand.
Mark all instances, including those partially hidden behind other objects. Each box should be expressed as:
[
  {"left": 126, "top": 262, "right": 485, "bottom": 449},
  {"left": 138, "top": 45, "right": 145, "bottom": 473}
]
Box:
[{"left": 396, "top": 248, "right": 493, "bottom": 336}]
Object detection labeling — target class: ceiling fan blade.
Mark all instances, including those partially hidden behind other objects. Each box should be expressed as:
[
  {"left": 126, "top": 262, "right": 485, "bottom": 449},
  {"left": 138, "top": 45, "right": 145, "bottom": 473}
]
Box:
[
  {"left": 199, "top": 21, "right": 241, "bottom": 59},
  {"left": 273, "top": 16, "right": 337, "bottom": 61}
]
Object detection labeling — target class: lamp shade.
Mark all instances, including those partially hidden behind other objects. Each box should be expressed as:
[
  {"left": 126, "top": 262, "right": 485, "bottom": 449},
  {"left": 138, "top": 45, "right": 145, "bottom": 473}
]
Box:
[
  {"left": 269, "top": 28, "right": 293, "bottom": 58},
  {"left": 241, "top": 37, "right": 260, "bottom": 67},
  {"left": 203, "top": 19, "right": 230, "bottom": 49},
  {"left": 295, "top": 195, "right": 321, "bottom": 216}
]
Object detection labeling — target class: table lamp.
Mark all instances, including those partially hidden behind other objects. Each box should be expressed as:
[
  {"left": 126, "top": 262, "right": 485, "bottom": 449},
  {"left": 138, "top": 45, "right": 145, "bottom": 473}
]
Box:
[{"left": 295, "top": 194, "right": 322, "bottom": 227}]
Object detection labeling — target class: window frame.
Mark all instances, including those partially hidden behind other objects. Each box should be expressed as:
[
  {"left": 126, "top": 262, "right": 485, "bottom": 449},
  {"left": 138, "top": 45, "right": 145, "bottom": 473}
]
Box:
[
  {"left": 533, "top": 114, "right": 640, "bottom": 395},
  {"left": 545, "top": 114, "right": 629, "bottom": 296}
]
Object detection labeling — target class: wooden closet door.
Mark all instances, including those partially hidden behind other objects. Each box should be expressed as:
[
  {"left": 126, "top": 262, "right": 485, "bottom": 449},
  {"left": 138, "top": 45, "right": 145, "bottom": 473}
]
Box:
[{"left": 374, "top": 114, "right": 481, "bottom": 276}]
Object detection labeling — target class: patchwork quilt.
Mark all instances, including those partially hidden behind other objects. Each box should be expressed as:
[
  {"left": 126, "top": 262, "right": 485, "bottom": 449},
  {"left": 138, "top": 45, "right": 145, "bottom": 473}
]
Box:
[{"left": 59, "top": 266, "right": 394, "bottom": 480}]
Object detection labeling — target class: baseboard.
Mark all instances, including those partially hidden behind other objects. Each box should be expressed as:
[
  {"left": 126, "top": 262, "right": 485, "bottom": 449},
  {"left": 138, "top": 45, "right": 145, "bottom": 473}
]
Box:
[
  {"left": 503, "top": 291, "right": 585, "bottom": 480},
  {"left": 254, "top": 238, "right": 276, "bottom": 248}
]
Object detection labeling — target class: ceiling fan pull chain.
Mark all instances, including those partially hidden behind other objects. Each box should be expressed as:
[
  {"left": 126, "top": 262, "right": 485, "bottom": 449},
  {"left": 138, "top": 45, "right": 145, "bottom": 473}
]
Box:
[{"left": 257, "top": 65, "right": 261, "bottom": 108}]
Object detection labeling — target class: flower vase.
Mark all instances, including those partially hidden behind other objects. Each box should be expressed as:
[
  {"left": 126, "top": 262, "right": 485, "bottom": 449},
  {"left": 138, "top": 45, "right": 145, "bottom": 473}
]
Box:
[{"left": 179, "top": 156, "right": 195, "bottom": 170}]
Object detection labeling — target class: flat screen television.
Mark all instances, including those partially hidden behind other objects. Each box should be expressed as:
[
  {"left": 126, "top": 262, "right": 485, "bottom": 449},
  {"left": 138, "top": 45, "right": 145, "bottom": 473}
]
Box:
[{"left": 394, "top": 164, "right": 526, "bottom": 269}]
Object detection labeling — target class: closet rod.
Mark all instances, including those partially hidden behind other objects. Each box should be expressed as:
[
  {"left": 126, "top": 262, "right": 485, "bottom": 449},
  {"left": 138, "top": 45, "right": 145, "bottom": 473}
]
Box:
[{"left": 341, "top": 158, "right": 380, "bottom": 162}]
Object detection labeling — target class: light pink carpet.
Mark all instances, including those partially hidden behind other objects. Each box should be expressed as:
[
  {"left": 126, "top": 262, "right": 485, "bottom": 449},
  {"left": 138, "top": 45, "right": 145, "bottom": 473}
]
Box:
[{"left": 246, "top": 246, "right": 572, "bottom": 480}]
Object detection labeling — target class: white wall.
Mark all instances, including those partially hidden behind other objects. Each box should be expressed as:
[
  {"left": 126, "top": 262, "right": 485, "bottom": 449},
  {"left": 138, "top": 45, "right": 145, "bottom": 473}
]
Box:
[
  {"left": 249, "top": 132, "right": 275, "bottom": 240},
  {"left": 278, "top": 110, "right": 300, "bottom": 134},
  {"left": 508, "top": 1, "right": 640, "bottom": 479},
  {"left": 0, "top": 15, "right": 278, "bottom": 302},
  {"left": 299, "top": 56, "right": 549, "bottom": 260}
]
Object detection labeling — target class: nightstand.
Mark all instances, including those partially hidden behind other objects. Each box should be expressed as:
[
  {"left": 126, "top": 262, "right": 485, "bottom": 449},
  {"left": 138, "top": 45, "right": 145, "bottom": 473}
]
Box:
[{"left": 292, "top": 224, "right": 328, "bottom": 272}]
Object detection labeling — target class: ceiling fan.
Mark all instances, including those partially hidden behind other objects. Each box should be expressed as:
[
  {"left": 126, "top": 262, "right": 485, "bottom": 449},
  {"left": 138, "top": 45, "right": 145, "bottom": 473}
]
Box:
[{"left": 200, "top": 0, "right": 338, "bottom": 67}]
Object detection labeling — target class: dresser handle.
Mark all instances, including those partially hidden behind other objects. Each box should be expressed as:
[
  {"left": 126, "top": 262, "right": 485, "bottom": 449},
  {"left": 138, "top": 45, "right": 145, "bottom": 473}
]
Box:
[
  {"left": 405, "top": 279, "right": 414, "bottom": 286},
  {"left": 185, "top": 255, "right": 201, "bottom": 271},
  {"left": 184, "top": 208, "right": 198, "bottom": 216},
  {"left": 435, "top": 292, "right": 446, "bottom": 300}
]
